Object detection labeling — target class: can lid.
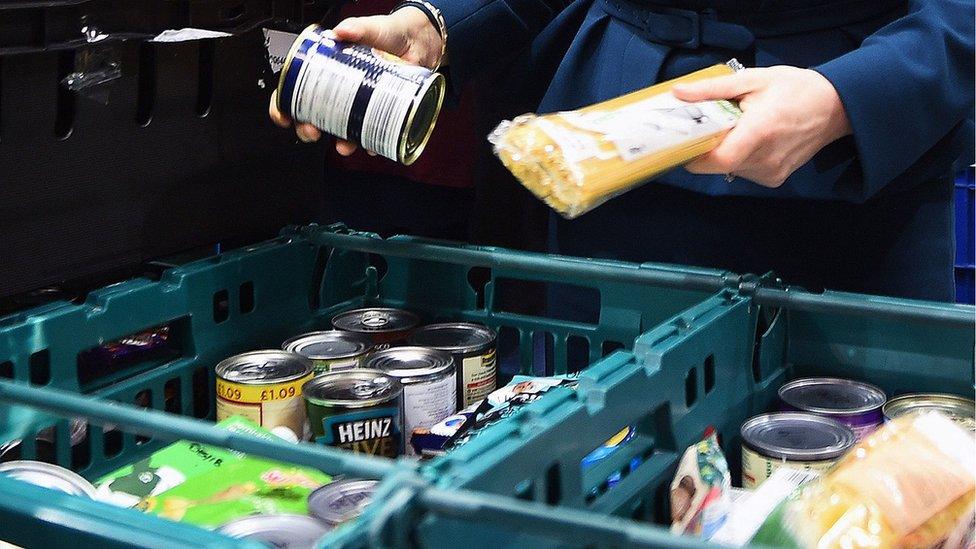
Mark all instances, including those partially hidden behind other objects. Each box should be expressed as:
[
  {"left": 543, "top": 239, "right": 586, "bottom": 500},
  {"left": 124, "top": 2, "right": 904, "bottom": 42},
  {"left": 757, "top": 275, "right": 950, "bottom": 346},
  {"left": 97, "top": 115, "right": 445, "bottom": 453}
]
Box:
[
  {"left": 332, "top": 308, "right": 420, "bottom": 334},
  {"left": 741, "top": 413, "right": 857, "bottom": 461},
  {"left": 364, "top": 347, "right": 454, "bottom": 383},
  {"left": 779, "top": 377, "right": 886, "bottom": 415},
  {"left": 283, "top": 331, "right": 373, "bottom": 360},
  {"left": 218, "top": 514, "right": 331, "bottom": 547},
  {"left": 407, "top": 323, "right": 496, "bottom": 353},
  {"left": 0, "top": 460, "right": 96, "bottom": 498},
  {"left": 308, "top": 479, "right": 379, "bottom": 525},
  {"left": 883, "top": 393, "right": 976, "bottom": 429},
  {"left": 215, "top": 350, "right": 312, "bottom": 385},
  {"left": 303, "top": 369, "right": 403, "bottom": 407}
]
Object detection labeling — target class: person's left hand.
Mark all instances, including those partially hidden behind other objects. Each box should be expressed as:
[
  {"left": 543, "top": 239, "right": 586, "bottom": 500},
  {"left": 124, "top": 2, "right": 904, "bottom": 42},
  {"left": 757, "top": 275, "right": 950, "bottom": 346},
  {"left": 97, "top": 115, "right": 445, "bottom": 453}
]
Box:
[{"left": 672, "top": 66, "right": 852, "bottom": 188}]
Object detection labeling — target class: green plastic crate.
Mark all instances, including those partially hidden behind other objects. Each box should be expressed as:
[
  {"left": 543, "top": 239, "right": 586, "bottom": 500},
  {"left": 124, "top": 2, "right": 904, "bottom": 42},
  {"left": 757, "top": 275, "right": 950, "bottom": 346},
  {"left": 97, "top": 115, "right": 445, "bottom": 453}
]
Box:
[
  {"left": 340, "top": 285, "right": 974, "bottom": 548},
  {"left": 0, "top": 224, "right": 736, "bottom": 547}
]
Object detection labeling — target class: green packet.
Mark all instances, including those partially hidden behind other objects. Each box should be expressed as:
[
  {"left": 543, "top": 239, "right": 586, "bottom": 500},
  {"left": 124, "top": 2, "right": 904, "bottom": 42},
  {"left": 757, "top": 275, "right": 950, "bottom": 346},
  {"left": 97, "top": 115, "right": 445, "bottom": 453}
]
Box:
[
  {"left": 95, "top": 416, "right": 282, "bottom": 507},
  {"left": 142, "top": 456, "right": 331, "bottom": 529}
]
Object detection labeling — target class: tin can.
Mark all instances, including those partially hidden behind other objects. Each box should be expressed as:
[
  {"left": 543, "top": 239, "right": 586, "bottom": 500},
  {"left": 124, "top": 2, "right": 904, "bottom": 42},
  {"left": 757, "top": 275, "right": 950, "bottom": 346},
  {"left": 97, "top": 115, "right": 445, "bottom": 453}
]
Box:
[
  {"left": 365, "top": 347, "right": 457, "bottom": 455},
  {"left": 740, "top": 413, "right": 856, "bottom": 489},
  {"left": 308, "top": 479, "right": 379, "bottom": 526},
  {"left": 883, "top": 393, "right": 976, "bottom": 432},
  {"left": 0, "top": 418, "right": 88, "bottom": 464},
  {"left": 218, "top": 514, "right": 331, "bottom": 548},
  {"left": 0, "top": 460, "right": 97, "bottom": 497},
  {"left": 778, "top": 377, "right": 886, "bottom": 440},
  {"left": 303, "top": 370, "right": 404, "bottom": 457},
  {"left": 408, "top": 323, "right": 497, "bottom": 408},
  {"left": 283, "top": 331, "right": 374, "bottom": 375},
  {"left": 215, "top": 350, "right": 314, "bottom": 440},
  {"left": 332, "top": 308, "right": 420, "bottom": 345},
  {"left": 277, "top": 25, "right": 445, "bottom": 165}
]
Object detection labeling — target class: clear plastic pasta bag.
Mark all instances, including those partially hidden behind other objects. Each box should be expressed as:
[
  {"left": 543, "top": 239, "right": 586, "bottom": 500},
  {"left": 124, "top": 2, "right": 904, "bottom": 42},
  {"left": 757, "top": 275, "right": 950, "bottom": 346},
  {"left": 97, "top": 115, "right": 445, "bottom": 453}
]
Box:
[
  {"left": 489, "top": 60, "right": 744, "bottom": 219},
  {"left": 751, "top": 412, "right": 976, "bottom": 549}
]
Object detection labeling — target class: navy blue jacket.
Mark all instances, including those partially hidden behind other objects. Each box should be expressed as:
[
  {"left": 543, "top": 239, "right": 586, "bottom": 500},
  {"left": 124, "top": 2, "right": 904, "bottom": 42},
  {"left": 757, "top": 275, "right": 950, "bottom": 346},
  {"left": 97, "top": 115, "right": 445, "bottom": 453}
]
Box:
[{"left": 429, "top": 0, "right": 975, "bottom": 299}]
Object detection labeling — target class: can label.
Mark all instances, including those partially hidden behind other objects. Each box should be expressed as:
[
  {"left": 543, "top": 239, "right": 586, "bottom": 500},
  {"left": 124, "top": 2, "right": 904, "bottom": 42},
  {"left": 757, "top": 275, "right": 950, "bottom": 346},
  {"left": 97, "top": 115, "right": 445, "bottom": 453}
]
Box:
[
  {"left": 316, "top": 408, "right": 402, "bottom": 458},
  {"left": 310, "top": 356, "right": 363, "bottom": 375},
  {"left": 215, "top": 374, "right": 312, "bottom": 440},
  {"left": 741, "top": 445, "right": 835, "bottom": 489},
  {"left": 461, "top": 349, "right": 497, "bottom": 407},
  {"left": 403, "top": 373, "right": 457, "bottom": 455}
]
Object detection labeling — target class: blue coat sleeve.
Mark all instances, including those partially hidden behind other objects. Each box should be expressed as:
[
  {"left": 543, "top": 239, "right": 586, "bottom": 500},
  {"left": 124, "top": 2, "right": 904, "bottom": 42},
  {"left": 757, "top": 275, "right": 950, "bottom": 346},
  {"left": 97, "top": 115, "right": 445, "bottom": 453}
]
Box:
[
  {"left": 429, "top": 0, "right": 568, "bottom": 92},
  {"left": 813, "top": 0, "right": 975, "bottom": 199}
]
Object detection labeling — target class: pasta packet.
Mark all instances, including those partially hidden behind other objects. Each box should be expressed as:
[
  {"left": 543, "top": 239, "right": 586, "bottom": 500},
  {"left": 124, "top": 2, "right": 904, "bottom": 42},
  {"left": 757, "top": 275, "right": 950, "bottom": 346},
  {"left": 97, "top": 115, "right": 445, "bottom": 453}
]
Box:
[
  {"left": 751, "top": 412, "right": 976, "bottom": 549},
  {"left": 489, "top": 60, "right": 743, "bottom": 219}
]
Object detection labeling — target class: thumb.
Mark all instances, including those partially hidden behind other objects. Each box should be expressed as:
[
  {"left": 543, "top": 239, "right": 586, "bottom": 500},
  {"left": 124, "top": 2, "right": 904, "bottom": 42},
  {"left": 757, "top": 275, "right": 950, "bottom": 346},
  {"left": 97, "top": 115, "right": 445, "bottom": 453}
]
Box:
[
  {"left": 333, "top": 16, "right": 396, "bottom": 51},
  {"left": 672, "top": 70, "right": 760, "bottom": 102}
]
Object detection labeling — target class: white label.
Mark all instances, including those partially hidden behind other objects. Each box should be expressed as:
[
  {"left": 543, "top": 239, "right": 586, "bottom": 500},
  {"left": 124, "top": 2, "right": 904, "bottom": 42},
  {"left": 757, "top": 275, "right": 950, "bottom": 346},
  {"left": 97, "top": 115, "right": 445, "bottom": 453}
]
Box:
[
  {"left": 361, "top": 71, "right": 421, "bottom": 160},
  {"left": 292, "top": 51, "right": 363, "bottom": 141},
  {"left": 312, "top": 356, "right": 361, "bottom": 374},
  {"left": 558, "top": 95, "right": 740, "bottom": 162},
  {"left": 462, "top": 350, "right": 497, "bottom": 407},
  {"left": 741, "top": 445, "right": 833, "bottom": 490},
  {"left": 403, "top": 373, "right": 457, "bottom": 455},
  {"left": 535, "top": 118, "right": 603, "bottom": 164},
  {"left": 263, "top": 29, "right": 298, "bottom": 73}
]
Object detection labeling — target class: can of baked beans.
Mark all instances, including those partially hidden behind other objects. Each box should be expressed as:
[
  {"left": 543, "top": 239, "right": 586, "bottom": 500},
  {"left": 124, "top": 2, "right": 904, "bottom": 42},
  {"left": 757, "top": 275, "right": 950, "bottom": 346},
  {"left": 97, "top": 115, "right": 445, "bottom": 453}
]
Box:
[
  {"left": 332, "top": 308, "right": 420, "bottom": 345},
  {"left": 408, "top": 323, "right": 497, "bottom": 408},
  {"left": 215, "top": 350, "right": 314, "bottom": 441},
  {"left": 276, "top": 24, "right": 445, "bottom": 165}
]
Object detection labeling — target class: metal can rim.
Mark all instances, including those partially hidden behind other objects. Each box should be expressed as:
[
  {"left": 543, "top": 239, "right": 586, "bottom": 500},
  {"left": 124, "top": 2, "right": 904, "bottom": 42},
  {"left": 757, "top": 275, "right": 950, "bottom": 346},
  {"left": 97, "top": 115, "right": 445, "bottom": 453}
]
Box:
[
  {"left": 741, "top": 412, "right": 857, "bottom": 461},
  {"left": 308, "top": 478, "right": 379, "bottom": 525},
  {"left": 331, "top": 308, "right": 420, "bottom": 334},
  {"left": 406, "top": 322, "right": 496, "bottom": 354},
  {"left": 215, "top": 350, "right": 313, "bottom": 385},
  {"left": 218, "top": 513, "right": 332, "bottom": 541},
  {"left": 275, "top": 24, "right": 320, "bottom": 118},
  {"left": 778, "top": 377, "right": 887, "bottom": 415},
  {"left": 397, "top": 71, "right": 446, "bottom": 165},
  {"left": 883, "top": 393, "right": 976, "bottom": 419},
  {"left": 302, "top": 369, "right": 403, "bottom": 407},
  {"left": 283, "top": 331, "right": 374, "bottom": 361},
  {"left": 364, "top": 346, "right": 455, "bottom": 384},
  {"left": 0, "top": 460, "right": 97, "bottom": 498}
]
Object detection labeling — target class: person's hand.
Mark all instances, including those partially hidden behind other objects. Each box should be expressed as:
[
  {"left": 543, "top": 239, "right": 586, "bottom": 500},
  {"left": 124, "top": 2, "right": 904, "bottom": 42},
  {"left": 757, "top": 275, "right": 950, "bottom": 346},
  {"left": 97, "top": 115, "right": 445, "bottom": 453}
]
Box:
[
  {"left": 269, "top": 8, "right": 445, "bottom": 154},
  {"left": 672, "top": 66, "right": 852, "bottom": 188}
]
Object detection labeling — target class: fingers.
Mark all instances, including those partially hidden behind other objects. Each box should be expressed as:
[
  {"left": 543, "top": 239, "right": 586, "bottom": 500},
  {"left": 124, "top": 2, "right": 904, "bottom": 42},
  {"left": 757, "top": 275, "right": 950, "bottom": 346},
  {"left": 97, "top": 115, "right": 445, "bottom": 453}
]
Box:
[
  {"left": 335, "top": 140, "right": 358, "bottom": 156},
  {"left": 672, "top": 69, "right": 762, "bottom": 102},
  {"left": 268, "top": 91, "right": 291, "bottom": 128},
  {"left": 686, "top": 116, "right": 766, "bottom": 174},
  {"left": 296, "top": 123, "right": 321, "bottom": 143},
  {"left": 334, "top": 16, "right": 394, "bottom": 50}
]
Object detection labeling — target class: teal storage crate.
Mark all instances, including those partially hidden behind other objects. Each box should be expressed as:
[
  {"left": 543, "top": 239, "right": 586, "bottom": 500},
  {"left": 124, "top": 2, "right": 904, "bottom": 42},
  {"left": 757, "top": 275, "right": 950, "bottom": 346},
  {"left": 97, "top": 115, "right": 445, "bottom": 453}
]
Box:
[
  {"left": 0, "top": 223, "right": 736, "bottom": 547},
  {"left": 346, "top": 285, "right": 974, "bottom": 548}
]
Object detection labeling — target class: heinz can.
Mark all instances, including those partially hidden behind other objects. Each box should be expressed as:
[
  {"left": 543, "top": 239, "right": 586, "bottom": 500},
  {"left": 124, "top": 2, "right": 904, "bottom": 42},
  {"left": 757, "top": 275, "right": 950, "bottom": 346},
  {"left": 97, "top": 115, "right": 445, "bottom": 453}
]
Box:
[
  {"left": 883, "top": 393, "right": 976, "bottom": 432},
  {"left": 740, "top": 412, "right": 856, "bottom": 489},
  {"left": 218, "top": 514, "right": 331, "bottom": 548},
  {"left": 303, "top": 370, "right": 404, "bottom": 457},
  {"left": 277, "top": 25, "right": 445, "bottom": 165},
  {"left": 778, "top": 377, "right": 886, "bottom": 440},
  {"left": 0, "top": 460, "right": 97, "bottom": 497},
  {"left": 283, "top": 331, "right": 373, "bottom": 374},
  {"left": 364, "top": 347, "right": 457, "bottom": 455},
  {"left": 332, "top": 308, "right": 420, "bottom": 345},
  {"left": 407, "top": 323, "right": 497, "bottom": 408},
  {"left": 308, "top": 479, "right": 379, "bottom": 526},
  {"left": 215, "top": 350, "right": 314, "bottom": 440}
]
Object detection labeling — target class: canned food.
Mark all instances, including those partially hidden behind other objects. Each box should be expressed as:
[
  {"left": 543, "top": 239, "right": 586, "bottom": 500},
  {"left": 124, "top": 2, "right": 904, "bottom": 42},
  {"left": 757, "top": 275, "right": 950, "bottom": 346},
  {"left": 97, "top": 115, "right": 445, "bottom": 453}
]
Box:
[
  {"left": 303, "top": 370, "right": 404, "bottom": 457},
  {"left": 277, "top": 25, "right": 445, "bottom": 165},
  {"left": 0, "top": 460, "right": 96, "bottom": 497},
  {"left": 883, "top": 393, "right": 976, "bottom": 432},
  {"left": 215, "top": 350, "right": 314, "bottom": 440},
  {"left": 740, "top": 413, "right": 856, "bottom": 489},
  {"left": 407, "top": 322, "right": 497, "bottom": 408},
  {"left": 365, "top": 347, "right": 457, "bottom": 455},
  {"left": 778, "top": 377, "right": 886, "bottom": 440},
  {"left": 308, "top": 479, "right": 379, "bottom": 526},
  {"left": 283, "top": 331, "right": 374, "bottom": 374},
  {"left": 0, "top": 418, "right": 88, "bottom": 463},
  {"left": 217, "top": 514, "right": 331, "bottom": 548},
  {"left": 332, "top": 308, "right": 420, "bottom": 345}
]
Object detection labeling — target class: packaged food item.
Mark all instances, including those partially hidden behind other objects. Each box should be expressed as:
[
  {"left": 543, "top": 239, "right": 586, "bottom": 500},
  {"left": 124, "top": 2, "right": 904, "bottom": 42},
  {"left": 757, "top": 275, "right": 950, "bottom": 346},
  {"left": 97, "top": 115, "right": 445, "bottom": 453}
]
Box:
[
  {"left": 217, "top": 514, "right": 331, "bottom": 548},
  {"left": 365, "top": 347, "right": 457, "bottom": 455},
  {"left": 303, "top": 370, "right": 404, "bottom": 457},
  {"left": 215, "top": 350, "right": 313, "bottom": 439},
  {"left": 95, "top": 416, "right": 288, "bottom": 507},
  {"left": 0, "top": 418, "right": 88, "bottom": 464},
  {"left": 308, "top": 478, "right": 379, "bottom": 526},
  {"left": 884, "top": 393, "right": 976, "bottom": 433},
  {"left": 710, "top": 468, "right": 819, "bottom": 546},
  {"left": 407, "top": 322, "right": 497, "bottom": 407},
  {"left": 670, "top": 430, "right": 731, "bottom": 539},
  {"left": 143, "top": 456, "right": 331, "bottom": 528},
  {"left": 751, "top": 412, "right": 976, "bottom": 549},
  {"left": 0, "top": 460, "right": 96, "bottom": 497},
  {"left": 283, "top": 331, "right": 374, "bottom": 374},
  {"left": 778, "top": 377, "right": 886, "bottom": 440},
  {"left": 332, "top": 308, "right": 420, "bottom": 345},
  {"left": 489, "top": 61, "right": 743, "bottom": 218},
  {"left": 741, "top": 412, "right": 856, "bottom": 489}
]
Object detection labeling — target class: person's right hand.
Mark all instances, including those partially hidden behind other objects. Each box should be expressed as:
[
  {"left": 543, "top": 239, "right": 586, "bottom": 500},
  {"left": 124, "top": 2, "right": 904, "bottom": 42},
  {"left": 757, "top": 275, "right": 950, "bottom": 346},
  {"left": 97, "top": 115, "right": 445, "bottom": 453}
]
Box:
[{"left": 269, "top": 8, "right": 446, "bottom": 155}]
